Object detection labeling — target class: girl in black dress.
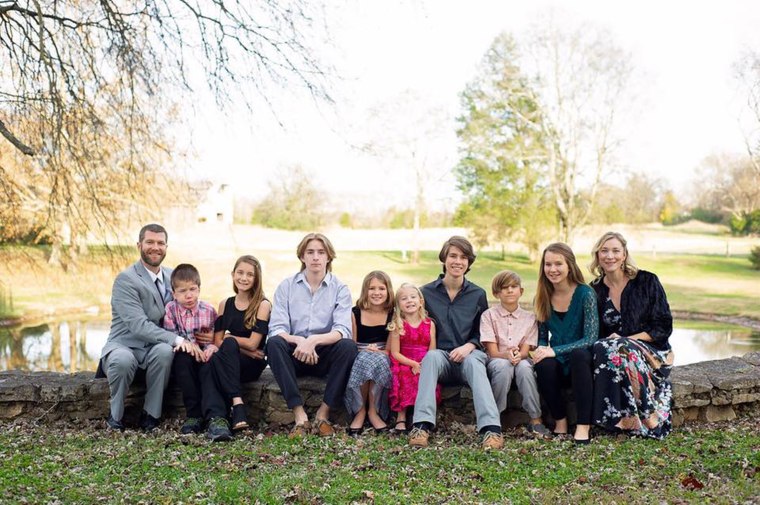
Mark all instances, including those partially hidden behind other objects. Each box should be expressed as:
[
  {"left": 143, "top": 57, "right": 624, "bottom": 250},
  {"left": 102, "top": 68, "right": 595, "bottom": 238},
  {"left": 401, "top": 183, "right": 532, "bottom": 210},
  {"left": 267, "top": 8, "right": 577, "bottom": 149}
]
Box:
[{"left": 200, "top": 255, "right": 270, "bottom": 441}]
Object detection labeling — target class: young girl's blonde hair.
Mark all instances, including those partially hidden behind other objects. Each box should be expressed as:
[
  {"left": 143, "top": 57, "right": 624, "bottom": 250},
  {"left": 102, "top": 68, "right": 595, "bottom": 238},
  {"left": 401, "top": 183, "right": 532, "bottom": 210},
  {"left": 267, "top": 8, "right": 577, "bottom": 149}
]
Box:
[{"left": 387, "top": 283, "right": 428, "bottom": 335}]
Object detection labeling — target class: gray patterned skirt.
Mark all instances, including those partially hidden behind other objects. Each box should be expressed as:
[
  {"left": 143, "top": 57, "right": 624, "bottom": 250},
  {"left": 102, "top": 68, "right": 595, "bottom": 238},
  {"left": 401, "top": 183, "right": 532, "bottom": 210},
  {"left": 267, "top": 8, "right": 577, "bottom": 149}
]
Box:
[{"left": 344, "top": 350, "right": 392, "bottom": 420}]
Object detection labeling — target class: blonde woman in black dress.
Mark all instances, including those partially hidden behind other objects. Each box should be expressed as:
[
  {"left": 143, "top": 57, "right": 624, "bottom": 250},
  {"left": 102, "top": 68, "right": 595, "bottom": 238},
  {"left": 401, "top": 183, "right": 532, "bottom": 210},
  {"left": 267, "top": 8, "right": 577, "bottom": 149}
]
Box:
[{"left": 589, "top": 232, "right": 674, "bottom": 439}]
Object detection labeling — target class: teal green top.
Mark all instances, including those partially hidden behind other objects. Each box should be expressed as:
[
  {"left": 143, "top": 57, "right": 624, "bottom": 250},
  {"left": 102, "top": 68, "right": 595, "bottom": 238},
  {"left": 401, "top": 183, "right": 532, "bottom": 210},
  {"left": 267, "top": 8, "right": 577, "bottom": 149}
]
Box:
[{"left": 537, "top": 284, "right": 599, "bottom": 373}]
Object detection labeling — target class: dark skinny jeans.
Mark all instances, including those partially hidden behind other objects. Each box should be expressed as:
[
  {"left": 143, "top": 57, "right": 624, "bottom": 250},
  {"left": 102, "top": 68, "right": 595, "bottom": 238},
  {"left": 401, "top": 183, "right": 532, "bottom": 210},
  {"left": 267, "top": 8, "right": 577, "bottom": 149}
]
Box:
[{"left": 534, "top": 347, "right": 593, "bottom": 425}]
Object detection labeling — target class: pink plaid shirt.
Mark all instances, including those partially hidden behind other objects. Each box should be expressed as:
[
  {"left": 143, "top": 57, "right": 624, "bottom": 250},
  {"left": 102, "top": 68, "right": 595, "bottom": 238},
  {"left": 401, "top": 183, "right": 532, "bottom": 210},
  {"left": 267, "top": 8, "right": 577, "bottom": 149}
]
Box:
[
  {"left": 480, "top": 304, "right": 538, "bottom": 351},
  {"left": 163, "top": 300, "right": 218, "bottom": 347}
]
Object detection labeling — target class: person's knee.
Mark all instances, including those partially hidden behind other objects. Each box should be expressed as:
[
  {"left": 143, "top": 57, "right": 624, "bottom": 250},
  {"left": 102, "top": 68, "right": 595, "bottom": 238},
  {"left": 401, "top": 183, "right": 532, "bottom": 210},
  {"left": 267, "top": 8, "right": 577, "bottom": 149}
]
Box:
[
  {"left": 462, "top": 350, "right": 487, "bottom": 373},
  {"left": 533, "top": 357, "right": 554, "bottom": 375},
  {"left": 151, "top": 343, "right": 174, "bottom": 366},
  {"left": 333, "top": 338, "right": 358, "bottom": 357},
  {"left": 220, "top": 337, "right": 239, "bottom": 353},
  {"left": 569, "top": 348, "right": 592, "bottom": 366},
  {"left": 173, "top": 349, "right": 193, "bottom": 364},
  {"left": 421, "top": 349, "right": 447, "bottom": 369},
  {"left": 514, "top": 359, "right": 534, "bottom": 377},
  {"left": 487, "top": 358, "right": 509, "bottom": 375},
  {"left": 265, "top": 334, "right": 288, "bottom": 354},
  {"left": 107, "top": 351, "right": 137, "bottom": 377}
]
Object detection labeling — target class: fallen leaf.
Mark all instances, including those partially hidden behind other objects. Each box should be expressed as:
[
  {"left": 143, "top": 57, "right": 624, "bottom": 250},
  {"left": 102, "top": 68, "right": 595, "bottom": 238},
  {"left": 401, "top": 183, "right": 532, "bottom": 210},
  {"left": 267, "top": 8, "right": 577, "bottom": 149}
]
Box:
[{"left": 681, "top": 475, "right": 704, "bottom": 490}]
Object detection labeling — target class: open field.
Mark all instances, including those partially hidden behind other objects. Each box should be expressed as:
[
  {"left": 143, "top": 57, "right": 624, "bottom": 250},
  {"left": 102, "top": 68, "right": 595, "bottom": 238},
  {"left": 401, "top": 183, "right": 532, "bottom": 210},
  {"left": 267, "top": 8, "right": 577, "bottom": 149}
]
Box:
[
  {"left": 0, "top": 417, "right": 758, "bottom": 504},
  {"left": 2, "top": 223, "right": 759, "bottom": 321}
]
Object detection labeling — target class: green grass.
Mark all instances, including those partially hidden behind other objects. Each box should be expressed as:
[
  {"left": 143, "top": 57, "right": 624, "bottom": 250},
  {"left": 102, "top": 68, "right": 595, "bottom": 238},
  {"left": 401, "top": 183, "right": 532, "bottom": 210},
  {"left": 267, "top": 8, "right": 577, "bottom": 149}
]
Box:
[{"left": 0, "top": 420, "right": 757, "bottom": 503}]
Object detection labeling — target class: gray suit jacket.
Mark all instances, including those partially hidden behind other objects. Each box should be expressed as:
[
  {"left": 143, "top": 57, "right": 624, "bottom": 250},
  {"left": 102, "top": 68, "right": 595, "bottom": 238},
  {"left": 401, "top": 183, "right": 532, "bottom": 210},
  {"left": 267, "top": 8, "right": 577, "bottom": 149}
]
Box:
[{"left": 101, "top": 260, "right": 177, "bottom": 363}]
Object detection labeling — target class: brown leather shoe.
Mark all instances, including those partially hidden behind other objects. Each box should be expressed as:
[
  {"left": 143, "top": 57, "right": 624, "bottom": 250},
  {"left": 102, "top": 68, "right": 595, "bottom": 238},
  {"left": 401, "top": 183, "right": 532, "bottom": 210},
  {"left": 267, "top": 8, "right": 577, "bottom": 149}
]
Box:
[
  {"left": 481, "top": 431, "right": 504, "bottom": 450},
  {"left": 314, "top": 418, "right": 335, "bottom": 437},
  {"left": 288, "top": 421, "right": 311, "bottom": 439},
  {"left": 408, "top": 427, "right": 429, "bottom": 448}
]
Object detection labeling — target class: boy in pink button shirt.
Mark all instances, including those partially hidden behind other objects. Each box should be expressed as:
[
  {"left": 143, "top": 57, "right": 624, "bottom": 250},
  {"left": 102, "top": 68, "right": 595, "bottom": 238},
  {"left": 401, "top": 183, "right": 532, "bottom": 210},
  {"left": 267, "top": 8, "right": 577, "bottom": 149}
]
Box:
[{"left": 480, "top": 270, "right": 550, "bottom": 437}]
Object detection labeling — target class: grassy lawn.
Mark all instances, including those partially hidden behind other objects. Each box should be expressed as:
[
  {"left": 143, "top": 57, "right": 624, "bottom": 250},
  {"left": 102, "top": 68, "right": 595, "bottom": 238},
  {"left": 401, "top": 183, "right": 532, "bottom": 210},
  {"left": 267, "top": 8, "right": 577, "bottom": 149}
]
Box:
[
  {"left": 2, "top": 245, "right": 760, "bottom": 321},
  {"left": 0, "top": 419, "right": 757, "bottom": 504}
]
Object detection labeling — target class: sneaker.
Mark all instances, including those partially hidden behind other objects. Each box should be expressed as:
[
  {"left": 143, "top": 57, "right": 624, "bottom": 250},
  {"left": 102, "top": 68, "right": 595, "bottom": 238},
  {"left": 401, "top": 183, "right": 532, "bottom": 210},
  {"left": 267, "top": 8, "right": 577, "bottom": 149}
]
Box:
[
  {"left": 408, "top": 427, "right": 430, "bottom": 448},
  {"left": 314, "top": 418, "right": 335, "bottom": 437},
  {"left": 481, "top": 431, "right": 504, "bottom": 450},
  {"left": 139, "top": 411, "right": 160, "bottom": 432},
  {"left": 106, "top": 415, "right": 125, "bottom": 432},
  {"left": 289, "top": 421, "right": 312, "bottom": 439},
  {"left": 526, "top": 423, "right": 551, "bottom": 439},
  {"left": 180, "top": 417, "right": 203, "bottom": 435},
  {"left": 207, "top": 417, "right": 232, "bottom": 442},
  {"left": 231, "top": 404, "right": 249, "bottom": 431}
]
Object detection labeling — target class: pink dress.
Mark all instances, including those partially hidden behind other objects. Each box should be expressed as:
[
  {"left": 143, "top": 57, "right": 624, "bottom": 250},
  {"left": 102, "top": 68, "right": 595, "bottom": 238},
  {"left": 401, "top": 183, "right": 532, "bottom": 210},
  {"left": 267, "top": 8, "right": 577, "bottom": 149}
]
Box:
[{"left": 389, "top": 318, "right": 441, "bottom": 411}]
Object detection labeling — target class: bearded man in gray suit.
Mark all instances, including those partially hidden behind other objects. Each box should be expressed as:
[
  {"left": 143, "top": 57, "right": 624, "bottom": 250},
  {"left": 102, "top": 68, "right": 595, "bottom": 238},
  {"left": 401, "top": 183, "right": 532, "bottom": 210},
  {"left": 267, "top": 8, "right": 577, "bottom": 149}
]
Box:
[{"left": 100, "top": 223, "right": 197, "bottom": 431}]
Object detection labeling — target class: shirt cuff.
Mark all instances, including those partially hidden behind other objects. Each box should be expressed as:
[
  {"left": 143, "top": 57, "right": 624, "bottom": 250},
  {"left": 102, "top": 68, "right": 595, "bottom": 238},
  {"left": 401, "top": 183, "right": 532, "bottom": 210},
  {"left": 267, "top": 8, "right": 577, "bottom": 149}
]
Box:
[{"left": 173, "top": 335, "right": 185, "bottom": 347}]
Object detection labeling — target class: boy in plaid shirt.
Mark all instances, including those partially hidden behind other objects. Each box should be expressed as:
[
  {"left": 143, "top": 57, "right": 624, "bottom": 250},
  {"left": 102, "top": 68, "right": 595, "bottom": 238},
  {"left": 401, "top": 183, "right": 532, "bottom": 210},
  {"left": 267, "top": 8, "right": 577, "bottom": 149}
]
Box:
[{"left": 163, "top": 263, "right": 218, "bottom": 434}]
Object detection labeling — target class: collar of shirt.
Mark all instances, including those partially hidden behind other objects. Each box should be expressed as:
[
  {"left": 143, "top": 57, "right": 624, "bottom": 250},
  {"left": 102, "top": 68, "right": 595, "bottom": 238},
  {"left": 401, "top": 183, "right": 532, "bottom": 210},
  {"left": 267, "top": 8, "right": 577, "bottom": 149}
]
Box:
[
  {"left": 180, "top": 303, "right": 200, "bottom": 318},
  {"left": 430, "top": 274, "right": 472, "bottom": 295},
  {"left": 146, "top": 267, "right": 163, "bottom": 285},
  {"left": 493, "top": 304, "right": 524, "bottom": 319},
  {"left": 295, "top": 271, "right": 332, "bottom": 289}
]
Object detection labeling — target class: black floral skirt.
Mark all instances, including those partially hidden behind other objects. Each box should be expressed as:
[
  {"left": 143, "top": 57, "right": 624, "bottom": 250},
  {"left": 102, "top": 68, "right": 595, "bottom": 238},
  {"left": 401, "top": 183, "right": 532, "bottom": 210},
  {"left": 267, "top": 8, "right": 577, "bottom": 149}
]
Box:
[{"left": 591, "top": 336, "right": 674, "bottom": 439}]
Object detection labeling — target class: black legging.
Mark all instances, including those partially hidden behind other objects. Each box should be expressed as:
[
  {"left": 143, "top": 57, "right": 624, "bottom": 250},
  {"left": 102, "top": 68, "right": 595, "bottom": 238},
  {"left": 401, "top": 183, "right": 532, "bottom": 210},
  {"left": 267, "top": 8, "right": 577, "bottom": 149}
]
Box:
[
  {"left": 534, "top": 347, "right": 593, "bottom": 425},
  {"left": 200, "top": 338, "right": 266, "bottom": 420}
]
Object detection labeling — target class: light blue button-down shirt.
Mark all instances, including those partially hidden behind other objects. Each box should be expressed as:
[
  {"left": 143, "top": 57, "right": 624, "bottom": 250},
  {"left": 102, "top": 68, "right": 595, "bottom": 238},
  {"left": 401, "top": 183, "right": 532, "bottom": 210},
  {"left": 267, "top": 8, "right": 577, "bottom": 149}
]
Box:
[{"left": 268, "top": 271, "right": 353, "bottom": 340}]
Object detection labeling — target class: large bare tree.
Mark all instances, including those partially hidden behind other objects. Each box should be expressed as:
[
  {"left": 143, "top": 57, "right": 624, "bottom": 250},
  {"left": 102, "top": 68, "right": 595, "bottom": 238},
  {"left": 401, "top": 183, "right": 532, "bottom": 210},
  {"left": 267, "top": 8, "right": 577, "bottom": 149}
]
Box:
[
  {"left": 524, "top": 17, "right": 634, "bottom": 243},
  {"left": 0, "top": 0, "right": 330, "bottom": 259}
]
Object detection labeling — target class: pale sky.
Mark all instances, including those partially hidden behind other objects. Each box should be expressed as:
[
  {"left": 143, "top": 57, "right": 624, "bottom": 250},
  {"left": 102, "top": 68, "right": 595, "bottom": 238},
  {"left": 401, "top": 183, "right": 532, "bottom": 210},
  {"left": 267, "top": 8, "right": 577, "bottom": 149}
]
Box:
[{"left": 186, "top": 0, "right": 760, "bottom": 214}]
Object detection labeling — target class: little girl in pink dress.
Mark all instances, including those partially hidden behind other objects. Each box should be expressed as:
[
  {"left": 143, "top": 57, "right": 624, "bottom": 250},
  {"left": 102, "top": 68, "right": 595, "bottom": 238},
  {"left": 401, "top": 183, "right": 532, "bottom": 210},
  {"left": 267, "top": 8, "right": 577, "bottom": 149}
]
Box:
[{"left": 388, "top": 283, "right": 440, "bottom": 432}]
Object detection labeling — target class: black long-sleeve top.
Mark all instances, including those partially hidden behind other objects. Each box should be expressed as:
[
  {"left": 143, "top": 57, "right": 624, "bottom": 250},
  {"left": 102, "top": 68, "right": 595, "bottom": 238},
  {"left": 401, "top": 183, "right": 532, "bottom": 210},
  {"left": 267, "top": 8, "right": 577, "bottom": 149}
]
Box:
[{"left": 589, "top": 270, "right": 673, "bottom": 351}]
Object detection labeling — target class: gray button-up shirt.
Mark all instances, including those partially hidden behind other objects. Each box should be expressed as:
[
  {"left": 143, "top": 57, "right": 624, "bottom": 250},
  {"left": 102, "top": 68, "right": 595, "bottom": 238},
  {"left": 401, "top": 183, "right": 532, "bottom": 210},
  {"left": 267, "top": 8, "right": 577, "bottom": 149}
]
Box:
[
  {"left": 268, "top": 271, "right": 352, "bottom": 339},
  {"left": 421, "top": 275, "right": 488, "bottom": 351}
]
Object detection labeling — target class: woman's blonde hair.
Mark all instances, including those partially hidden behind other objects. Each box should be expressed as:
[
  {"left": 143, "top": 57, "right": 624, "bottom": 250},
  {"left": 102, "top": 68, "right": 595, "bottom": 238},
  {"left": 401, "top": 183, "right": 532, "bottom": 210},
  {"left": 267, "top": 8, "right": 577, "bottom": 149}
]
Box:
[
  {"left": 588, "top": 231, "right": 639, "bottom": 279},
  {"left": 232, "top": 255, "right": 265, "bottom": 329},
  {"left": 533, "top": 243, "right": 585, "bottom": 323},
  {"left": 387, "top": 283, "right": 428, "bottom": 336},
  {"left": 356, "top": 271, "right": 395, "bottom": 311}
]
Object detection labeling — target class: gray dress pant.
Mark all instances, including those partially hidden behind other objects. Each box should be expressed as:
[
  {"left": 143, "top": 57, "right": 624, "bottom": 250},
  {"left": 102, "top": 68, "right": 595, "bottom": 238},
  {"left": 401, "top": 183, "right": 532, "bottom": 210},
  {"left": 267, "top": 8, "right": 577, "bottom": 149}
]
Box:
[
  {"left": 412, "top": 349, "right": 501, "bottom": 431},
  {"left": 486, "top": 358, "right": 542, "bottom": 419},
  {"left": 103, "top": 343, "right": 174, "bottom": 420}
]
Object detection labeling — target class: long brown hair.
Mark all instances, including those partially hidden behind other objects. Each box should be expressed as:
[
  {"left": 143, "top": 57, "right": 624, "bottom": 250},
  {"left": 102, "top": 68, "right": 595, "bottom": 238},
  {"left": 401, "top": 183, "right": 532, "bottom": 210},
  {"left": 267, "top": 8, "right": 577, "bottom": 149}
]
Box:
[
  {"left": 232, "top": 255, "right": 265, "bottom": 329},
  {"left": 588, "top": 231, "right": 639, "bottom": 280},
  {"left": 534, "top": 243, "right": 585, "bottom": 322},
  {"left": 356, "top": 271, "right": 395, "bottom": 311}
]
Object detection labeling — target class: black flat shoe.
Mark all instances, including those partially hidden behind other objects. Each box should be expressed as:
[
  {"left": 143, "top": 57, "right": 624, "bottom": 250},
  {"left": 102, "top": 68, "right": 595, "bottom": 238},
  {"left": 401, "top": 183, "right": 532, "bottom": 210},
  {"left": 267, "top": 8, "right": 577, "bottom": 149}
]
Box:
[
  {"left": 373, "top": 425, "right": 390, "bottom": 434},
  {"left": 392, "top": 421, "right": 408, "bottom": 434},
  {"left": 347, "top": 427, "right": 363, "bottom": 437},
  {"left": 574, "top": 437, "right": 591, "bottom": 445},
  {"left": 231, "top": 404, "right": 249, "bottom": 431}
]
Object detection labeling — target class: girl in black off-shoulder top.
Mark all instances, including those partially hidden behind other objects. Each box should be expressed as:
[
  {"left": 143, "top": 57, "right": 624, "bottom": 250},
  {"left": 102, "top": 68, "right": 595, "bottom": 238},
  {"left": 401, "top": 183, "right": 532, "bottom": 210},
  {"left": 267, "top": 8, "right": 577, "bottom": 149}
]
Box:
[
  {"left": 200, "top": 255, "right": 270, "bottom": 440},
  {"left": 588, "top": 232, "right": 674, "bottom": 439}
]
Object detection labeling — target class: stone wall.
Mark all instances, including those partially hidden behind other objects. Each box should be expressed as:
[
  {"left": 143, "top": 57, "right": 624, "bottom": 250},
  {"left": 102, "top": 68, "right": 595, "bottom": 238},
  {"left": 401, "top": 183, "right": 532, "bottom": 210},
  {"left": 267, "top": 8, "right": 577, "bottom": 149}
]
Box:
[{"left": 1, "top": 351, "right": 759, "bottom": 429}]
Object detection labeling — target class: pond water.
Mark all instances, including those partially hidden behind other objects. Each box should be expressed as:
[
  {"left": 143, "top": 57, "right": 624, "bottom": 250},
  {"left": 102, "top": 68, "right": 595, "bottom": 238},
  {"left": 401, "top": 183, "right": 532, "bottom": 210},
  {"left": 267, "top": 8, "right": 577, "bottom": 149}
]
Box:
[{"left": 1, "top": 318, "right": 759, "bottom": 373}]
